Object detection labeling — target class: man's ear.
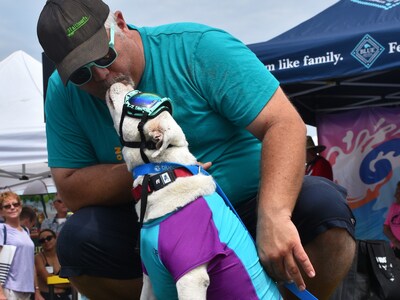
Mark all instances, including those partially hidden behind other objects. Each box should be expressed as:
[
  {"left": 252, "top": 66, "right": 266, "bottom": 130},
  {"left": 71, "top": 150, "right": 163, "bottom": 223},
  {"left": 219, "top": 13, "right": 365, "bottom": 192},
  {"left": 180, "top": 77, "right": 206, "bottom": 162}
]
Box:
[{"left": 114, "top": 11, "right": 128, "bottom": 32}]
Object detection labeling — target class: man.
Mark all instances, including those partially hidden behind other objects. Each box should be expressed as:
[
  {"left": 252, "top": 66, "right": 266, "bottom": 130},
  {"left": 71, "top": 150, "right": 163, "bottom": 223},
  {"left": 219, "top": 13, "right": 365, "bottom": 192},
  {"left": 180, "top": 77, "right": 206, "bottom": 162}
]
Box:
[
  {"left": 37, "top": 1, "right": 356, "bottom": 299},
  {"left": 20, "top": 205, "right": 39, "bottom": 240},
  {"left": 40, "top": 195, "right": 69, "bottom": 235},
  {"left": 305, "top": 136, "right": 334, "bottom": 180}
]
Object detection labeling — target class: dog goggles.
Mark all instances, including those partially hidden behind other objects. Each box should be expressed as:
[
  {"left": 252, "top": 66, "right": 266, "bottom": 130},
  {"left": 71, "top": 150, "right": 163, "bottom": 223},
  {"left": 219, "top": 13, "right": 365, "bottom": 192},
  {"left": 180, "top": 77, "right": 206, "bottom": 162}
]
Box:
[
  {"left": 123, "top": 90, "right": 172, "bottom": 118},
  {"left": 69, "top": 23, "right": 117, "bottom": 86},
  {"left": 119, "top": 90, "right": 173, "bottom": 163}
]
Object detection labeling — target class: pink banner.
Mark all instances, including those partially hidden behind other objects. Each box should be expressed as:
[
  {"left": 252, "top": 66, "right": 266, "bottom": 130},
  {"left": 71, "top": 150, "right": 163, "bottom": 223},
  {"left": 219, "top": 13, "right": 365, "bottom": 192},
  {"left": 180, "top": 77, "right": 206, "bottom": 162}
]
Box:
[{"left": 317, "top": 107, "right": 400, "bottom": 239}]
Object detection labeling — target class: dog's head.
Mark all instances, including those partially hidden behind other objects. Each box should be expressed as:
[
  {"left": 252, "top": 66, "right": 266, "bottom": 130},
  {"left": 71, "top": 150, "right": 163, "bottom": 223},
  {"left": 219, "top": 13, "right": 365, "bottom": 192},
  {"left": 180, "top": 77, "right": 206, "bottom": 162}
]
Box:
[{"left": 106, "top": 82, "right": 197, "bottom": 170}]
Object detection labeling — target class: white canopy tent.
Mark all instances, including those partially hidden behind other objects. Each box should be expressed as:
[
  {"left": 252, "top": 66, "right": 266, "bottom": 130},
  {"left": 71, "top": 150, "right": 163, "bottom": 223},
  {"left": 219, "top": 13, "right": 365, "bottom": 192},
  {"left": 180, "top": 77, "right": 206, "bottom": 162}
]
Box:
[{"left": 0, "top": 50, "right": 54, "bottom": 193}]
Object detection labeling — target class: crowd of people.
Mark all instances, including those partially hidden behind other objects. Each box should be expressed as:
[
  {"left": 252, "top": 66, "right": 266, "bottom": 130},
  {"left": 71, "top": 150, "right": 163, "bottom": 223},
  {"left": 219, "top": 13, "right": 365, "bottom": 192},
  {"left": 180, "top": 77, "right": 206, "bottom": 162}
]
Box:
[{"left": 0, "top": 191, "right": 72, "bottom": 300}]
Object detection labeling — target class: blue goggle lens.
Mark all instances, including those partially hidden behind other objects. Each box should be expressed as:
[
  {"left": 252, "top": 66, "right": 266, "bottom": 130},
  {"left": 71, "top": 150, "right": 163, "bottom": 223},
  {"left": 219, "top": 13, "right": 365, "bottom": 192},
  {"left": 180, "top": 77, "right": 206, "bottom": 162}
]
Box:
[
  {"left": 127, "top": 93, "right": 161, "bottom": 108},
  {"left": 124, "top": 90, "right": 172, "bottom": 118}
]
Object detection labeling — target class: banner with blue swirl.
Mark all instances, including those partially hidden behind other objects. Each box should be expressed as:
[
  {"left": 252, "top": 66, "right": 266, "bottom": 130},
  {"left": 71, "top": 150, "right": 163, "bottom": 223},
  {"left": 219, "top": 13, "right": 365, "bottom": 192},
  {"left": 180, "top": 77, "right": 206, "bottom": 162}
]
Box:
[{"left": 317, "top": 106, "right": 400, "bottom": 240}]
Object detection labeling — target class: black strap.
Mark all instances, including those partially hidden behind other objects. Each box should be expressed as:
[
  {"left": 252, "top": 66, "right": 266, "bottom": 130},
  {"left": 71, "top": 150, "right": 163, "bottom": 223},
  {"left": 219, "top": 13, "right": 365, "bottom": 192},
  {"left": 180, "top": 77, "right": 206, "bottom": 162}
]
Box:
[
  {"left": 139, "top": 175, "right": 151, "bottom": 228},
  {"left": 118, "top": 109, "right": 153, "bottom": 163},
  {"left": 3, "top": 225, "right": 6, "bottom": 245},
  {"left": 21, "top": 226, "right": 29, "bottom": 234},
  {"left": 138, "top": 114, "right": 150, "bottom": 164},
  {"left": 120, "top": 140, "right": 157, "bottom": 150}
]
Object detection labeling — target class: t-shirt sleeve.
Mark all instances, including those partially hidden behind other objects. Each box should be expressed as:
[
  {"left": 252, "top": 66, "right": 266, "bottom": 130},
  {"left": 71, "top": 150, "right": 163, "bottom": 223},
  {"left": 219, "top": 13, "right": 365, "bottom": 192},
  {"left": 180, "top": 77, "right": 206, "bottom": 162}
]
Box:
[
  {"left": 192, "top": 29, "right": 279, "bottom": 128},
  {"left": 45, "top": 73, "right": 98, "bottom": 168}
]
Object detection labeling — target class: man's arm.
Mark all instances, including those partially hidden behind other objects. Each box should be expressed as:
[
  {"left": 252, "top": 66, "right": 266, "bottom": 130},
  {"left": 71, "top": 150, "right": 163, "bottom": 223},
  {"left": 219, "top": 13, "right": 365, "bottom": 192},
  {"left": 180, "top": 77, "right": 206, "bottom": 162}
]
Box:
[
  {"left": 246, "top": 87, "right": 315, "bottom": 290},
  {"left": 51, "top": 163, "right": 133, "bottom": 212}
]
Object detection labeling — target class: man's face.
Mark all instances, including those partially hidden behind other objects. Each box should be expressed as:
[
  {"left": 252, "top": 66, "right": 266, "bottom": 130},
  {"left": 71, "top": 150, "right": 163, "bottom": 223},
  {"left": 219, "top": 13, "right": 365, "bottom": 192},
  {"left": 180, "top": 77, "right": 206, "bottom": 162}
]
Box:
[
  {"left": 71, "top": 25, "right": 143, "bottom": 100},
  {"left": 306, "top": 149, "right": 316, "bottom": 163},
  {"left": 53, "top": 198, "right": 68, "bottom": 214}
]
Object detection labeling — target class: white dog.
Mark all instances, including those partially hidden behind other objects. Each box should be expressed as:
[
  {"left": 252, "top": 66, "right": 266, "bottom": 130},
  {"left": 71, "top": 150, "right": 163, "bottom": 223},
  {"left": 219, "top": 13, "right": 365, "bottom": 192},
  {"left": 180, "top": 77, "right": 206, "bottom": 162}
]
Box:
[{"left": 106, "top": 82, "right": 280, "bottom": 300}]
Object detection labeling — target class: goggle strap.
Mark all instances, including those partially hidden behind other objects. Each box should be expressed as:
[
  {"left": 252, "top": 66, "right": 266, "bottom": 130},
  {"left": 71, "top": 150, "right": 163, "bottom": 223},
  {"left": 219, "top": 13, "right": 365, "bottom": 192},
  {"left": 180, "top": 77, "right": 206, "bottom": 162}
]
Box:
[
  {"left": 139, "top": 113, "right": 150, "bottom": 164},
  {"left": 118, "top": 104, "right": 172, "bottom": 163}
]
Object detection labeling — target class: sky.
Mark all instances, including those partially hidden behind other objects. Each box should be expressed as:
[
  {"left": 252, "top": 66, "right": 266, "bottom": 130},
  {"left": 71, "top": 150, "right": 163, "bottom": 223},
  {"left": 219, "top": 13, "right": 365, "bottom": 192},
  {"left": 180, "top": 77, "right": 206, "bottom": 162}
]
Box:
[{"left": 1, "top": 0, "right": 339, "bottom": 62}]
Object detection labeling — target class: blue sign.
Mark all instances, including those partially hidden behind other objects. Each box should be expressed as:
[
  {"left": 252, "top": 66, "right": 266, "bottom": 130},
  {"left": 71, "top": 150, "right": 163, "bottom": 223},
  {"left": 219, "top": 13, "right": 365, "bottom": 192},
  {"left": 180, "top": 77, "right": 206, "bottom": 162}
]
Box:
[{"left": 351, "top": 34, "right": 385, "bottom": 68}]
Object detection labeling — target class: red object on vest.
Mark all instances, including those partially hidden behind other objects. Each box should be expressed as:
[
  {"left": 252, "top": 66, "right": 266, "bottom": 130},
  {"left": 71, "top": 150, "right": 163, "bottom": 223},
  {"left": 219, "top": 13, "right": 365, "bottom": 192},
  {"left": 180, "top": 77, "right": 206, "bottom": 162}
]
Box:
[{"left": 131, "top": 168, "right": 193, "bottom": 203}]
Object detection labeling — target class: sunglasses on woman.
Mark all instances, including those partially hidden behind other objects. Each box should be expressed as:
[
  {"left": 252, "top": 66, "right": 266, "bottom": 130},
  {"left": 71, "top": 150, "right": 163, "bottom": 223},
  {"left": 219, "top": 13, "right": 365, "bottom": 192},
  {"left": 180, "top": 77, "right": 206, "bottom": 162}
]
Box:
[
  {"left": 1, "top": 202, "right": 21, "bottom": 210},
  {"left": 39, "top": 236, "right": 54, "bottom": 244},
  {"left": 69, "top": 23, "right": 118, "bottom": 86}
]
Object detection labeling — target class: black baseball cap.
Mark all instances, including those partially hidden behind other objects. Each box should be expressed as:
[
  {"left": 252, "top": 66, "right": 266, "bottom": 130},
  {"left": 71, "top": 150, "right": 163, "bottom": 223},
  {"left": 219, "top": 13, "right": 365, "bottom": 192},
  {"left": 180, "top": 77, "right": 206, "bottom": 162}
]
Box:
[{"left": 37, "top": 0, "right": 110, "bottom": 85}]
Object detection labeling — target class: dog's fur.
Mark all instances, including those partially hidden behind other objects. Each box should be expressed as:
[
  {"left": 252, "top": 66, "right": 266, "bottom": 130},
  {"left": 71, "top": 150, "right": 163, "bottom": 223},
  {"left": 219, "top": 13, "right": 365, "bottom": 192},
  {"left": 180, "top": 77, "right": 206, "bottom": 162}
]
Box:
[
  {"left": 106, "top": 82, "right": 279, "bottom": 299},
  {"left": 106, "top": 83, "right": 216, "bottom": 222}
]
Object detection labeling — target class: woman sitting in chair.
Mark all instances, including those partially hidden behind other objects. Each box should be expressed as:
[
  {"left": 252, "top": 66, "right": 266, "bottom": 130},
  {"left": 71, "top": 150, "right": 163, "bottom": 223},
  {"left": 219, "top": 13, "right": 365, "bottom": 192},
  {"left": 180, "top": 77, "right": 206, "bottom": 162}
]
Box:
[{"left": 35, "top": 229, "right": 71, "bottom": 300}]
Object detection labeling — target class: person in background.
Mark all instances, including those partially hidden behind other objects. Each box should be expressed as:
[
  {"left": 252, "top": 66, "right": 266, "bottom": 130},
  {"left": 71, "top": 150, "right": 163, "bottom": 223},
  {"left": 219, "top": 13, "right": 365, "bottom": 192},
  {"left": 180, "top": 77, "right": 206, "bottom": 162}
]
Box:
[
  {"left": 35, "top": 229, "right": 71, "bottom": 300},
  {"left": 37, "top": 1, "right": 356, "bottom": 299},
  {"left": 20, "top": 206, "right": 39, "bottom": 240},
  {"left": 0, "top": 192, "right": 44, "bottom": 300},
  {"left": 40, "top": 195, "right": 69, "bottom": 236},
  {"left": 305, "top": 135, "right": 333, "bottom": 180},
  {"left": 383, "top": 181, "right": 400, "bottom": 259}
]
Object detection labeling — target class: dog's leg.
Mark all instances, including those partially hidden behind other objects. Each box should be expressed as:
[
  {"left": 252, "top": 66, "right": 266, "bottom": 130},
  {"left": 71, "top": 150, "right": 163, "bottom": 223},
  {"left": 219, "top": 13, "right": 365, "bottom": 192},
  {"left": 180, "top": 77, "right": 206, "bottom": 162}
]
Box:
[
  {"left": 140, "top": 274, "right": 156, "bottom": 300},
  {"left": 176, "top": 264, "right": 209, "bottom": 300}
]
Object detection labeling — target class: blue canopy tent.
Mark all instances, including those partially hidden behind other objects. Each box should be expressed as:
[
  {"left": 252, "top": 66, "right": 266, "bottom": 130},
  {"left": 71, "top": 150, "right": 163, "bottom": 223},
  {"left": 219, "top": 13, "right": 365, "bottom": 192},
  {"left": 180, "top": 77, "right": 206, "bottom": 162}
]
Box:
[{"left": 247, "top": 0, "right": 400, "bottom": 126}]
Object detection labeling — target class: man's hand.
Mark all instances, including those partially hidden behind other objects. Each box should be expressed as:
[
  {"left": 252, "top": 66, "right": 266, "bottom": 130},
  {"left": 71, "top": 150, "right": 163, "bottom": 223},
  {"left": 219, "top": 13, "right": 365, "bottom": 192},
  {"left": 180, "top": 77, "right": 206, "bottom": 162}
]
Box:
[
  {"left": 198, "top": 161, "right": 212, "bottom": 170},
  {"left": 256, "top": 214, "right": 315, "bottom": 291}
]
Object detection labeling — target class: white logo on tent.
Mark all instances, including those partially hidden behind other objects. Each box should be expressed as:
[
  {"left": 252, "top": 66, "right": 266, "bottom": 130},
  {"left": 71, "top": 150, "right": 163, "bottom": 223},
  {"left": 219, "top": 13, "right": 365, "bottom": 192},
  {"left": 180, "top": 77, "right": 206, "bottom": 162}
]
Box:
[
  {"left": 351, "top": 0, "right": 400, "bottom": 10},
  {"left": 351, "top": 34, "right": 385, "bottom": 69}
]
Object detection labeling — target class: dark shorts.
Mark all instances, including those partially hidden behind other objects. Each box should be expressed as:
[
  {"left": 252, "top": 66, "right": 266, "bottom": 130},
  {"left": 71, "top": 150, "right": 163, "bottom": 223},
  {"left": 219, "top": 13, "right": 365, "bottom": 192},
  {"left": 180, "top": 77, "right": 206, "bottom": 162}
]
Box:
[
  {"left": 235, "top": 175, "right": 356, "bottom": 245},
  {"left": 57, "top": 175, "right": 355, "bottom": 280},
  {"left": 57, "top": 202, "right": 142, "bottom": 279}
]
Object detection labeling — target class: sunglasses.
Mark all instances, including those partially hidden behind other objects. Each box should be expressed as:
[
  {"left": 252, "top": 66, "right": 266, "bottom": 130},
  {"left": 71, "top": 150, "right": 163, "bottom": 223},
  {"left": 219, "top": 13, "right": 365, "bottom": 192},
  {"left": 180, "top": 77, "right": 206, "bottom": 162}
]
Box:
[
  {"left": 1, "top": 202, "right": 21, "bottom": 210},
  {"left": 38, "top": 236, "right": 54, "bottom": 244},
  {"left": 69, "top": 23, "right": 118, "bottom": 86}
]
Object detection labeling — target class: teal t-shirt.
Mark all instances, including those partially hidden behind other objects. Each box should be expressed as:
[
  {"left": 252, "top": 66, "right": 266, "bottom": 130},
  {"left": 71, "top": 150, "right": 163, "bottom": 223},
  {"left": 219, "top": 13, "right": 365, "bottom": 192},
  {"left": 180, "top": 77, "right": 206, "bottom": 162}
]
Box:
[{"left": 45, "top": 22, "right": 279, "bottom": 205}]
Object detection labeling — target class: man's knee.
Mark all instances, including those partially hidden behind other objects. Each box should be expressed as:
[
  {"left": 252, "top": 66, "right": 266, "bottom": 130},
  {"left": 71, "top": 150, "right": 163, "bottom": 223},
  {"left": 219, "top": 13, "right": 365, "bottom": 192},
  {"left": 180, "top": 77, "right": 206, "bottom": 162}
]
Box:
[
  {"left": 303, "top": 228, "right": 356, "bottom": 300},
  {"left": 306, "top": 227, "right": 356, "bottom": 269},
  {"left": 294, "top": 176, "right": 356, "bottom": 244},
  {"left": 70, "top": 275, "right": 143, "bottom": 300}
]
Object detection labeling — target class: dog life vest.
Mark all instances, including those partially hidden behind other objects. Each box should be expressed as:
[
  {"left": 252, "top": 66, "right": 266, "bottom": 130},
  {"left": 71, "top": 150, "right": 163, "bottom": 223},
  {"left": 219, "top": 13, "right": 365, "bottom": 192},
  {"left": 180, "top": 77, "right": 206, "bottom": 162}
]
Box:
[{"left": 140, "top": 192, "right": 280, "bottom": 300}]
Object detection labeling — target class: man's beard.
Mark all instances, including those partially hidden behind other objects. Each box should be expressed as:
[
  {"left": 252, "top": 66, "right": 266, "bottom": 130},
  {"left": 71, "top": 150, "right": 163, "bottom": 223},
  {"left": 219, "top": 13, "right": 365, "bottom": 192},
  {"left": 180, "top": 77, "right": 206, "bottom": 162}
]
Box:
[
  {"left": 85, "top": 73, "right": 136, "bottom": 100},
  {"left": 107, "top": 74, "right": 136, "bottom": 88}
]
